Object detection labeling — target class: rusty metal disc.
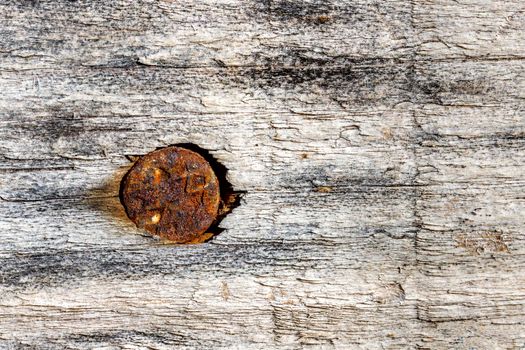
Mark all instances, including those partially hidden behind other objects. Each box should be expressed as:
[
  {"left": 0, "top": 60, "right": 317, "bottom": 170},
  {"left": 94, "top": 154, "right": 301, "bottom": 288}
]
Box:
[{"left": 121, "top": 146, "right": 220, "bottom": 243}]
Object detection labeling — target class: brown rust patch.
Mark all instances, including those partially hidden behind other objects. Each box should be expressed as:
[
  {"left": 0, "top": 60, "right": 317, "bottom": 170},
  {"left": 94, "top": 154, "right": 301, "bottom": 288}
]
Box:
[
  {"left": 456, "top": 231, "right": 510, "bottom": 255},
  {"left": 121, "top": 146, "right": 220, "bottom": 243},
  {"left": 316, "top": 14, "right": 331, "bottom": 24},
  {"left": 315, "top": 186, "right": 333, "bottom": 193}
]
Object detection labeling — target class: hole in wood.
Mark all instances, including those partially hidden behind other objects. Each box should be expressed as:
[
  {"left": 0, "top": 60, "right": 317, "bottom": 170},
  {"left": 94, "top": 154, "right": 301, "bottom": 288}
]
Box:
[{"left": 120, "top": 144, "right": 244, "bottom": 244}]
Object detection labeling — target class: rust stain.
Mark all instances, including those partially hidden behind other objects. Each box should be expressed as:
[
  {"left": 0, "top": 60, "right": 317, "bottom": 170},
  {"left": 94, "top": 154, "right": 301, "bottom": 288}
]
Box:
[
  {"left": 221, "top": 281, "right": 231, "bottom": 301},
  {"left": 316, "top": 14, "right": 331, "bottom": 24},
  {"left": 382, "top": 127, "right": 393, "bottom": 140},
  {"left": 456, "top": 231, "right": 510, "bottom": 255},
  {"left": 315, "top": 186, "right": 333, "bottom": 193},
  {"left": 121, "top": 146, "right": 220, "bottom": 243}
]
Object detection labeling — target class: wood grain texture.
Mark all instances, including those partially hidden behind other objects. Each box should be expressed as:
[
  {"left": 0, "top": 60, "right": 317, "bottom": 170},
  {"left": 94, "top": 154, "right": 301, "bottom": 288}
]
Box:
[{"left": 0, "top": 0, "right": 524, "bottom": 349}]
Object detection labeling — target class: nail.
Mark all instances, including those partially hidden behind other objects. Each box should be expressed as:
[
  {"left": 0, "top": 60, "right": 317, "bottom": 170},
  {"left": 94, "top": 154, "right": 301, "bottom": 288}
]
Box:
[{"left": 121, "top": 146, "right": 220, "bottom": 243}]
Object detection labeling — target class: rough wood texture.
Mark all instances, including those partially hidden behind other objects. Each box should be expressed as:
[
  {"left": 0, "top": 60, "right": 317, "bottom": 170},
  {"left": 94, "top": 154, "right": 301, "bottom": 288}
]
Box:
[{"left": 0, "top": 0, "right": 524, "bottom": 349}]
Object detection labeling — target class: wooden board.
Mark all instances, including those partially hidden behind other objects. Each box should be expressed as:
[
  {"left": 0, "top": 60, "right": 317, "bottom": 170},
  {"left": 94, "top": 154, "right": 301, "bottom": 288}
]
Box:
[{"left": 0, "top": 0, "right": 524, "bottom": 348}]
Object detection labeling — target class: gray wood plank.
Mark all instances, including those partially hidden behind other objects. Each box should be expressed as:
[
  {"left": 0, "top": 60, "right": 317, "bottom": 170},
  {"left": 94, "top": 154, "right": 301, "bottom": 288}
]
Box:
[{"left": 0, "top": 0, "right": 524, "bottom": 348}]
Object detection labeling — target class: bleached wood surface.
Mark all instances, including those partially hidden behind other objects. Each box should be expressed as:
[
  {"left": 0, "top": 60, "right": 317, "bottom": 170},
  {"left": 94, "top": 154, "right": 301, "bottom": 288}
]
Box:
[{"left": 0, "top": 0, "right": 524, "bottom": 348}]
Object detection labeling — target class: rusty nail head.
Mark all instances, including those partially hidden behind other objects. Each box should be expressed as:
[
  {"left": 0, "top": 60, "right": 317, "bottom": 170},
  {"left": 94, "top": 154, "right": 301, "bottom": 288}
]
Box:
[{"left": 121, "top": 146, "right": 220, "bottom": 243}]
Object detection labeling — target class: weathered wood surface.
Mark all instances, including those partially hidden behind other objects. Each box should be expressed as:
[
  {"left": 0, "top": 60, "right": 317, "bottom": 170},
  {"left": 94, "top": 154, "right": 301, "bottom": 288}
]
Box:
[{"left": 0, "top": 0, "right": 524, "bottom": 348}]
